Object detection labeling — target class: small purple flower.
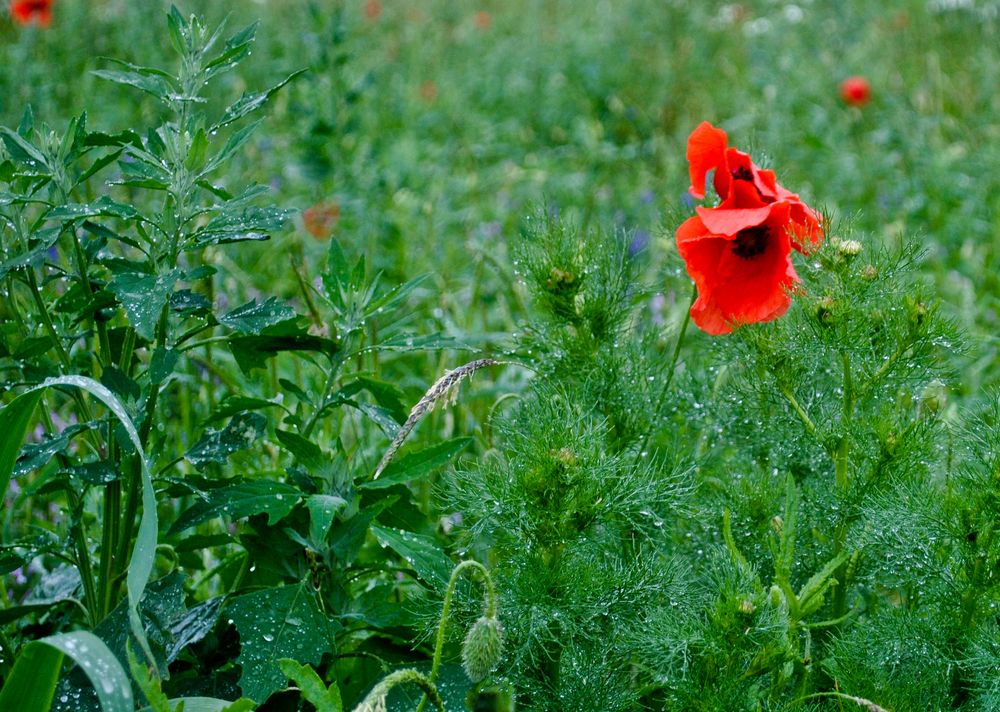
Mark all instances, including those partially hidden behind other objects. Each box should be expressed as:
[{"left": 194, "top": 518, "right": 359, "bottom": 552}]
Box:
[
  {"left": 649, "top": 293, "right": 666, "bottom": 326},
  {"left": 628, "top": 229, "right": 650, "bottom": 258},
  {"left": 11, "top": 567, "right": 27, "bottom": 586},
  {"left": 640, "top": 189, "right": 654, "bottom": 205}
]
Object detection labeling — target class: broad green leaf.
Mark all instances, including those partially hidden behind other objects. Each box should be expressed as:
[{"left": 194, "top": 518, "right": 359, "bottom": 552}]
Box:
[
  {"left": 143, "top": 699, "right": 255, "bottom": 712},
  {"left": 360, "top": 332, "right": 460, "bottom": 354},
  {"left": 13, "top": 422, "right": 92, "bottom": 477},
  {"left": 91, "top": 572, "right": 186, "bottom": 678},
  {"left": 204, "top": 21, "right": 258, "bottom": 77},
  {"left": 227, "top": 582, "right": 336, "bottom": 703},
  {"left": 228, "top": 333, "right": 338, "bottom": 374},
  {"left": 166, "top": 596, "right": 225, "bottom": 662},
  {"left": 188, "top": 205, "right": 290, "bottom": 249},
  {"left": 212, "top": 70, "right": 307, "bottom": 130},
  {"left": 48, "top": 196, "right": 138, "bottom": 221},
  {"left": 344, "top": 401, "right": 399, "bottom": 438},
  {"left": 108, "top": 269, "right": 180, "bottom": 340},
  {"left": 202, "top": 120, "right": 261, "bottom": 175},
  {"left": 0, "top": 390, "right": 42, "bottom": 500},
  {"left": 306, "top": 494, "right": 348, "bottom": 546},
  {"left": 208, "top": 395, "right": 286, "bottom": 422},
  {"left": 167, "top": 479, "right": 301, "bottom": 535},
  {"left": 0, "top": 632, "right": 133, "bottom": 712},
  {"left": 361, "top": 437, "right": 472, "bottom": 490},
  {"left": 92, "top": 59, "right": 176, "bottom": 100},
  {"left": 329, "top": 497, "right": 397, "bottom": 565},
  {"left": 30, "top": 376, "right": 159, "bottom": 668},
  {"left": 278, "top": 658, "right": 342, "bottom": 712},
  {"left": 370, "top": 525, "right": 453, "bottom": 586},
  {"left": 0, "top": 126, "right": 47, "bottom": 166},
  {"left": 149, "top": 347, "right": 180, "bottom": 385},
  {"left": 218, "top": 297, "right": 296, "bottom": 334},
  {"left": 337, "top": 376, "right": 407, "bottom": 424},
  {"left": 185, "top": 411, "right": 266, "bottom": 467},
  {"left": 0, "top": 228, "right": 61, "bottom": 281}
]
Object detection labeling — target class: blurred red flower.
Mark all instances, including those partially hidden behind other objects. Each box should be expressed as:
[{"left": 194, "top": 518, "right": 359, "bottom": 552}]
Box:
[
  {"left": 677, "top": 183, "right": 799, "bottom": 335},
  {"left": 686, "top": 121, "right": 822, "bottom": 253},
  {"left": 474, "top": 10, "right": 492, "bottom": 29},
  {"left": 839, "top": 76, "right": 871, "bottom": 107},
  {"left": 303, "top": 202, "right": 340, "bottom": 240},
  {"left": 363, "top": 0, "right": 381, "bottom": 21},
  {"left": 10, "top": 0, "right": 53, "bottom": 26}
]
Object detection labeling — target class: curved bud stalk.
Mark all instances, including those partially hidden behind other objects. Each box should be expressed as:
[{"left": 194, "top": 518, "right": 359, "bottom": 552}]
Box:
[
  {"left": 416, "top": 559, "right": 502, "bottom": 712},
  {"left": 352, "top": 669, "right": 444, "bottom": 712}
]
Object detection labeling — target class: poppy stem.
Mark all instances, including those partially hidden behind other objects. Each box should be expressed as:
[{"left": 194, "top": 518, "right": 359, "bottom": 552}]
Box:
[{"left": 641, "top": 283, "right": 697, "bottom": 455}]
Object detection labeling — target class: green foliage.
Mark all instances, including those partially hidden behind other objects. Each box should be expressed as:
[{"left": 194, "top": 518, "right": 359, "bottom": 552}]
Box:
[{"left": 4, "top": 2, "right": 1000, "bottom": 710}]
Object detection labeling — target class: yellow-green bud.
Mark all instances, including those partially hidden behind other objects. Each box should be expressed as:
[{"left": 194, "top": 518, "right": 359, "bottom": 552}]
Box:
[{"left": 462, "top": 616, "right": 504, "bottom": 682}]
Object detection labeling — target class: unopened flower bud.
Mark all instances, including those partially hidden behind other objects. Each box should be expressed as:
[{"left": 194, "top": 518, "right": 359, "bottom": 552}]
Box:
[
  {"left": 837, "top": 239, "right": 862, "bottom": 257},
  {"left": 815, "top": 296, "right": 836, "bottom": 326},
  {"left": 771, "top": 515, "right": 783, "bottom": 533},
  {"left": 739, "top": 598, "right": 756, "bottom": 614},
  {"left": 462, "top": 616, "right": 504, "bottom": 682}
]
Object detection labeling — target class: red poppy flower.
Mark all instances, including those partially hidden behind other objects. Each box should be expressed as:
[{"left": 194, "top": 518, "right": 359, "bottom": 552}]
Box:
[
  {"left": 303, "top": 202, "right": 340, "bottom": 240},
  {"left": 677, "top": 182, "right": 799, "bottom": 335},
  {"left": 10, "top": 0, "right": 53, "bottom": 26},
  {"left": 839, "top": 76, "right": 871, "bottom": 107},
  {"left": 685, "top": 121, "right": 822, "bottom": 252}
]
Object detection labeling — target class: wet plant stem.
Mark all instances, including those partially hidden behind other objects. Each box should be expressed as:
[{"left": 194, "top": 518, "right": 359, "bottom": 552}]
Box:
[
  {"left": 640, "top": 282, "right": 697, "bottom": 455},
  {"left": 416, "top": 560, "right": 496, "bottom": 712},
  {"left": 831, "top": 350, "right": 855, "bottom": 622}
]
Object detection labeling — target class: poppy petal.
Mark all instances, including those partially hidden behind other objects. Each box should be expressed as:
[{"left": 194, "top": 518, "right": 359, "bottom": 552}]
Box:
[{"left": 686, "top": 122, "right": 728, "bottom": 200}]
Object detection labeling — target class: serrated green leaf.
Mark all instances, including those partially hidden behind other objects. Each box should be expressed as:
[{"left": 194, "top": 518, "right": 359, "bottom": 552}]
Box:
[
  {"left": 227, "top": 583, "right": 336, "bottom": 703},
  {"left": 167, "top": 596, "right": 224, "bottom": 663},
  {"left": 212, "top": 70, "right": 306, "bottom": 130},
  {"left": 167, "top": 478, "right": 301, "bottom": 535},
  {"left": 361, "top": 437, "right": 472, "bottom": 490},
  {"left": 219, "top": 297, "right": 296, "bottom": 334},
  {"left": 370, "top": 525, "right": 453, "bottom": 586},
  {"left": 185, "top": 412, "right": 266, "bottom": 467},
  {"left": 278, "top": 658, "right": 342, "bottom": 712},
  {"left": 188, "top": 205, "right": 290, "bottom": 249},
  {"left": 48, "top": 196, "right": 138, "bottom": 221},
  {"left": 108, "top": 269, "right": 180, "bottom": 340},
  {"left": 13, "top": 422, "right": 92, "bottom": 477}
]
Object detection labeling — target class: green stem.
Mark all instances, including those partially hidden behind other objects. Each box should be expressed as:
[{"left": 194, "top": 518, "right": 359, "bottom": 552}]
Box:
[
  {"left": 779, "top": 384, "right": 820, "bottom": 441},
  {"left": 639, "top": 282, "right": 697, "bottom": 455},
  {"left": 416, "top": 560, "right": 496, "bottom": 712},
  {"left": 302, "top": 352, "right": 348, "bottom": 438}
]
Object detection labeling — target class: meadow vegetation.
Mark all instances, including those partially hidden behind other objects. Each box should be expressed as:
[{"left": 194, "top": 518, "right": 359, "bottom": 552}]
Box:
[{"left": 1, "top": 1, "right": 999, "bottom": 710}]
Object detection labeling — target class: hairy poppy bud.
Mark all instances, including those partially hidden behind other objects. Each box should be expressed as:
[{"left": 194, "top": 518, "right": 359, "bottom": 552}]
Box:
[
  {"left": 462, "top": 616, "right": 504, "bottom": 682},
  {"left": 815, "top": 296, "right": 836, "bottom": 326},
  {"left": 739, "top": 598, "right": 756, "bottom": 614},
  {"left": 836, "top": 239, "right": 862, "bottom": 258},
  {"left": 861, "top": 265, "right": 878, "bottom": 281},
  {"left": 770, "top": 515, "right": 783, "bottom": 533}
]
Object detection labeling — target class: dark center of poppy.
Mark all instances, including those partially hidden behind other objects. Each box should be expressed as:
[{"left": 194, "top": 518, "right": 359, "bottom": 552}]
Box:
[
  {"left": 731, "top": 165, "right": 754, "bottom": 182},
  {"left": 732, "top": 225, "right": 769, "bottom": 259}
]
